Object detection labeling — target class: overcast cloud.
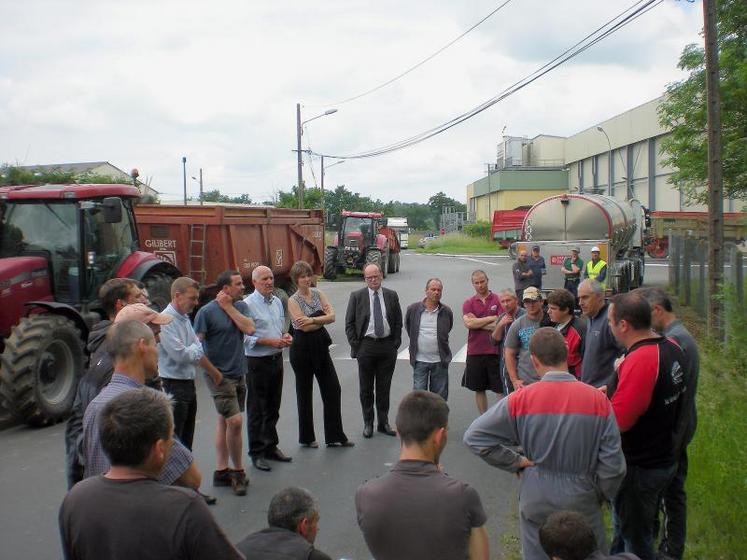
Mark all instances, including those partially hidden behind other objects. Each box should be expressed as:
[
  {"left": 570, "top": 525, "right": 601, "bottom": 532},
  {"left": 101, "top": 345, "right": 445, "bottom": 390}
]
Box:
[{"left": 0, "top": 0, "right": 703, "bottom": 203}]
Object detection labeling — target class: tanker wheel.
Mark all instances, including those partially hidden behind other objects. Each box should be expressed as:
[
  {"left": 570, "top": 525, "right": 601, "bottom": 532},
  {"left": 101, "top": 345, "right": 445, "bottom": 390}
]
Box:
[
  {"left": 323, "top": 247, "right": 338, "bottom": 280},
  {"left": 387, "top": 249, "right": 397, "bottom": 274},
  {"left": 365, "top": 249, "right": 383, "bottom": 276},
  {"left": 395, "top": 252, "right": 401, "bottom": 272},
  {"left": 0, "top": 315, "right": 84, "bottom": 427},
  {"left": 143, "top": 272, "right": 173, "bottom": 311}
]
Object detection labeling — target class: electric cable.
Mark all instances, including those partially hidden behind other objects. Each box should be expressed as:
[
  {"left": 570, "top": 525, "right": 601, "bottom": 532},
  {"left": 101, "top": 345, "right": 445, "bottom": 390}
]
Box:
[{"left": 313, "top": 0, "right": 662, "bottom": 160}]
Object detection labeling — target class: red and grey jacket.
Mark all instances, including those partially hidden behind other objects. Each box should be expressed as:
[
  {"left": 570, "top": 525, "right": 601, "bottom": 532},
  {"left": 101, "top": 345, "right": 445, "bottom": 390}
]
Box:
[
  {"left": 611, "top": 335, "right": 686, "bottom": 468},
  {"left": 558, "top": 316, "right": 586, "bottom": 377}
]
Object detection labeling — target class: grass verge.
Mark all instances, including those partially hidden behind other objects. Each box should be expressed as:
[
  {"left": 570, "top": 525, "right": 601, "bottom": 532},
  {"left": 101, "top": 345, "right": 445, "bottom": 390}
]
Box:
[
  {"left": 416, "top": 233, "right": 505, "bottom": 255},
  {"left": 679, "top": 292, "right": 746, "bottom": 560}
]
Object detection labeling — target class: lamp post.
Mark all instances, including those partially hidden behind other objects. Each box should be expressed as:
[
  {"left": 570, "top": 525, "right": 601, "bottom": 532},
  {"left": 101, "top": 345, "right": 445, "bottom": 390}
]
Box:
[
  {"left": 182, "top": 156, "right": 187, "bottom": 205},
  {"left": 296, "top": 104, "right": 338, "bottom": 209},
  {"left": 596, "top": 126, "right": 629, "bottom": 198},
  {"left": 191, "top": 168, "right": 204, "bottom": 205}
]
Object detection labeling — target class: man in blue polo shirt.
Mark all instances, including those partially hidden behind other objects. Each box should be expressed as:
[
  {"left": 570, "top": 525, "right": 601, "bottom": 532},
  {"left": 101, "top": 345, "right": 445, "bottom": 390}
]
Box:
[
  {"left": 194, "top": 270, "right": 256, "bottom": 496},
  {"left": 244, "top": 265, "right": 293, "bottom": 472}
]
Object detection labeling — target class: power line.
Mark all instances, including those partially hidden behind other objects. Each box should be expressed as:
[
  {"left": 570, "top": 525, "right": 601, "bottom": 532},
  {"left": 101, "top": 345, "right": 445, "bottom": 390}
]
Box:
[
  {"left": 313, "top": 0, "right": 662, "bottom": 160},
  {"left": 305, "top": 0, "right": 515, "bottom": 108}
]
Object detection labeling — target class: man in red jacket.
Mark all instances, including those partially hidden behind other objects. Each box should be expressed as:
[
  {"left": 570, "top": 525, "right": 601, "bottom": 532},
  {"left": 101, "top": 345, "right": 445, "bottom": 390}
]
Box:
[{"left": 607, "top": 292, "right": 685, "bottom": 560}]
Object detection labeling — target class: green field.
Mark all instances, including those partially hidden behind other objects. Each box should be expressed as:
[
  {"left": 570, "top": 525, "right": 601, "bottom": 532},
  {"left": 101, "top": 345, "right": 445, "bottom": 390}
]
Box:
[{"left": 414, "top": 232, "right": 505, "bottom": 254}]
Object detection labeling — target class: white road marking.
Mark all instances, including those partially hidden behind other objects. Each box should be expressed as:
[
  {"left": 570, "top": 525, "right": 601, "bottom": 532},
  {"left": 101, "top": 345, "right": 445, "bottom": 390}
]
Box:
[{"left": 396, "top": 344, "right": 468, "bottom": 363}]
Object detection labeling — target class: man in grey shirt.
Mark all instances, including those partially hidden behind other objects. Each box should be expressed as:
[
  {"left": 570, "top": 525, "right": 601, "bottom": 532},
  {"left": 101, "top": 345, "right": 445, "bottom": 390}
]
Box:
[
  {"left": 513, "top": 249, "right": 535, "bottom": 303},
  {"left": 504, "top": 287, "right": 545, "bottom": 390},
  {"left": 356, "top": 391, "right": 488, "bottom": 560},
  {"left": 404, "top": 278, "right": 453, "bottom": 400},
  {"left": 578, "top": 279, "right": 623, "bottom": 395}
]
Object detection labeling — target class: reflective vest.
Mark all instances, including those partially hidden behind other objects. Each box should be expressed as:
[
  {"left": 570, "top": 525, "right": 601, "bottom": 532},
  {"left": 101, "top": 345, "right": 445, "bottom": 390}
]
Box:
[{"left": 586, "top": 259, "right": 607, "bottom": 288}]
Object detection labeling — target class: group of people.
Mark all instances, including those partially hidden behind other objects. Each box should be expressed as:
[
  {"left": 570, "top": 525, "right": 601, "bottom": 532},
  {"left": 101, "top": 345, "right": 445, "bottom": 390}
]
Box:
[{"left": 59, "top": 260, "right": 698, "bottom": 560}]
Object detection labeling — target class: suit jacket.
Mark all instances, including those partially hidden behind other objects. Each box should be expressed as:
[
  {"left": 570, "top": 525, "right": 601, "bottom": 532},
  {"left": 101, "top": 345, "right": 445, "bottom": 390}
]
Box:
[{"left": 345, "top": 286, "right": 402, "bottom": 358}]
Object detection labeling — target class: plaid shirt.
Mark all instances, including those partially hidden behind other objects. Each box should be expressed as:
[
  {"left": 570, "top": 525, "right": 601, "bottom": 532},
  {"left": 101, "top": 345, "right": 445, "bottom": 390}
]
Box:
[{"left": 82, "top": 374, "right": 193, "bottom": 484}]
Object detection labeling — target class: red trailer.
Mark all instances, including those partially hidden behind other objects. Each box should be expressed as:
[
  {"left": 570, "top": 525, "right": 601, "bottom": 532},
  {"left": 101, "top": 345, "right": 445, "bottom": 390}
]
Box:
[
  {"left": 491, "top": 208, "right": 529, "bottom": 248},
  {"left": 645, "top": 211, "right": 746, "bottom": 258},
  {"left": 133, "top": 204, "right": 325, "bottom": 298}
]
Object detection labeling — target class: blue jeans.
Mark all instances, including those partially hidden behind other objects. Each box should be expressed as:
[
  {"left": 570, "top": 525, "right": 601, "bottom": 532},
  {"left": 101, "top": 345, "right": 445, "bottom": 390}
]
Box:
[
  {"left": 413, "top": 361, "right": 449, "bottom": 401},
  {"left": 612, "top": 462, "right": 677, "bottom": 560}
]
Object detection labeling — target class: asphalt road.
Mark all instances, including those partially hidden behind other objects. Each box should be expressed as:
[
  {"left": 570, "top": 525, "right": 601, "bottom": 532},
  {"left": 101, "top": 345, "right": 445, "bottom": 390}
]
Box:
[{"left": 0, "top": 252, "right": 669, "bottom": 560}]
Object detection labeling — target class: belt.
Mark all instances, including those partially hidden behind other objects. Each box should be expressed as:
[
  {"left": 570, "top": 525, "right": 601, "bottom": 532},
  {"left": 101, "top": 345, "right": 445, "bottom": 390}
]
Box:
[
  {"left": 364, "top": 336, "right": 392, "bottom": 342},
  {"left": 160, "top": 377, "right": 195, "bottom": 383},
  {"left": 247, "top": 353, "right": 283, "bottom": 360}
]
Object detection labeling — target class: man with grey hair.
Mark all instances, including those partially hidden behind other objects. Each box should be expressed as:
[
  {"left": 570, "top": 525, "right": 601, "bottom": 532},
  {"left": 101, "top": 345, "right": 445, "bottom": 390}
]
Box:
[
  {"left": 81, "top": 320, "right": 201, "bottom": 489},
  {"left": 243, "top": 265, "right": 294, "bottom": 471},
  {"left": 637, "top": 287, "right": 699, "bottom": 560},
  {"left": 236, "top": 487, "right": 332, "bottom": 560},
  {"left": 577, "top": 279, "right": 622, "bottom": 395},
  {"left": 62, "top": 388, "right": 242, "bottom": 560},
  {"left": 404, "top": 278, "right": 454, "bottom": 400}
]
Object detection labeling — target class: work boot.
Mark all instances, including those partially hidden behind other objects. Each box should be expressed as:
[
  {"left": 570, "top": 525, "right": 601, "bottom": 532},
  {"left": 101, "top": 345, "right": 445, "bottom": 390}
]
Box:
[
  {"left": 230, "top": 470, "right": 249, "bottom": 496},
  {"left": 213, "top": 468, "right": 232, "bottom": 487}
]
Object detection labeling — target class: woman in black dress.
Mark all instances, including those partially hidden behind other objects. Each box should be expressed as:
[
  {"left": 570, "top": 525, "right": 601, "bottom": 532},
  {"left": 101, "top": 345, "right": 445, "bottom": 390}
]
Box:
[{"left": 288, "top": 261, "right": 353, "bottom": 448}]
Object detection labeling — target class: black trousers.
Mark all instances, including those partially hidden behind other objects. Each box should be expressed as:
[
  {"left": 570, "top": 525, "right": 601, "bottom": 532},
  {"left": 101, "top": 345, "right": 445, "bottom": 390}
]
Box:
[
  {"left": 161, "top": 378, "right": 197, "bottom": 451},
  {"left": 656, "top": 450, "right": 689, "bottom": 559},
  {"left": 289, "top": 344, "right": 347, "bottom": 445},
  {"left": 246, "top": 354, "right": 283, "bottom": 458},
  {"left": 356, "top": 337, "right": 397, "bottom": 427}
]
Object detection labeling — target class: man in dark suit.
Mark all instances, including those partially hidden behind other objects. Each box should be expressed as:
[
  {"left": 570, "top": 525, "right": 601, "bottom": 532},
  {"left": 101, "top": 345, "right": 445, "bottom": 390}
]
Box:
[{"left": 345, "top": 263, "right": 402, "bottom": 439}]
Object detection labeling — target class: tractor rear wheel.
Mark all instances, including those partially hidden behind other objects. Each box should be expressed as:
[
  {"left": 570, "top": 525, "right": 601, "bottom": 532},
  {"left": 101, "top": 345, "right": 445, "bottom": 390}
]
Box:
[
  {"left": 365, "top": 249, "right": 383, "bottom": 275},
  {"left": 143, "top": 272, "right": 173, "bottom": 311},
  {"left": 323, "top": 247, "right": 338, "bottom": 280},
  {"left": 0, "top": 314, "right": 84, "bottom": 426}
]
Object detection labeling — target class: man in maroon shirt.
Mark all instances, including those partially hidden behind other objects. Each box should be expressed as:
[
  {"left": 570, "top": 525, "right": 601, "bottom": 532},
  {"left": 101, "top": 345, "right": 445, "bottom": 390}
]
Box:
[
  {"left": 607, "top": 292, "right": 685, "bottom": 560},
  {"left": 462, "top": 270, "right": 503, "bottom": 414}
]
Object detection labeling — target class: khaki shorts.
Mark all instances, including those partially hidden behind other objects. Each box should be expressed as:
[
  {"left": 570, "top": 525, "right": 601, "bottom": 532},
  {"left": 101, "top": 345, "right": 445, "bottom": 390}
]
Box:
[{"left": 204, "top": 373, "right": 246, "bottom": 418}]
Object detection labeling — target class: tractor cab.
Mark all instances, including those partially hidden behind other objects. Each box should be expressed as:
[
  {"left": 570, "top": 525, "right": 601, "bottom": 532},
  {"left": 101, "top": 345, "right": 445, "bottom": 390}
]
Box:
[{"left": 0, "top": 185, "right": 139, "bottom": 321}]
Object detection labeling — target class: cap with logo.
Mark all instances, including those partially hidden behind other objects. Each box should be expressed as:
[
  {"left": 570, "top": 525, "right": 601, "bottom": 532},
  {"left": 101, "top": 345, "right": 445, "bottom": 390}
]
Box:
[{"left": 522, "top": 286, "right": 542, "bottom": 301}]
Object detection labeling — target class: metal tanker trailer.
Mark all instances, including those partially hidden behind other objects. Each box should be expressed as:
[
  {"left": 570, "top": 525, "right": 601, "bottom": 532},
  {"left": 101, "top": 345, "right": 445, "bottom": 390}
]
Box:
[{"left": 512, "top": 193, "right": 647, "bottom": 294}]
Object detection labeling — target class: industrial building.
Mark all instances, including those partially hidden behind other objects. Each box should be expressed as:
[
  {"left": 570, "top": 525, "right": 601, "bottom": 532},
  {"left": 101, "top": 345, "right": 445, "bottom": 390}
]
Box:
[{"left": 467, "top": 96, "right": 740, "bottom": 221}]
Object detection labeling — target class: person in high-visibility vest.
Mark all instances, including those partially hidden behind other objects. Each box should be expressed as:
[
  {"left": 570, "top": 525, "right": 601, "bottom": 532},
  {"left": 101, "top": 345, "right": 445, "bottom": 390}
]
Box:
[{"left": 584, "top": 246, "right": 607, "bottom": 289}]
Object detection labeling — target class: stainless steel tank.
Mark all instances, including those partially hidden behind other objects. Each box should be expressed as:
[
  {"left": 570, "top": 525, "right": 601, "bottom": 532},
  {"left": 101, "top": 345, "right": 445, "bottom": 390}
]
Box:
[{"left": 522, "top": 194, "right": 638, "bottom": 251}]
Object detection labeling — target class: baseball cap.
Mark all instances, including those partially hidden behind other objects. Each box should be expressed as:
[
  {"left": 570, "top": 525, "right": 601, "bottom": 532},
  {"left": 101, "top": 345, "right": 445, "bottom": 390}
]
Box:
[
  {"left": 571, "top": 247, "right": 580, "bottom": 253},
  {"left": 115, "top": 303, "right": 173, "bottom": 325},
  {"left": 591, "top": 246, "right": 600, "bottom": 252},
  {"left": 532, "top": 245, "right": 540, "bottom": 251},
  {"left": 522, "top": 287, "right": 542, "bottom": 302}
]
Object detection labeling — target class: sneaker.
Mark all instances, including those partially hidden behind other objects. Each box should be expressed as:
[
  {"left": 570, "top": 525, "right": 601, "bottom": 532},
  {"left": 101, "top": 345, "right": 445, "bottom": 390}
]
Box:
[
  {"left": 230, "top": 470, "right": 248, "bottom": 496},
  {"left": 213, "top": 468, "right": 232, "bottom": 487}
]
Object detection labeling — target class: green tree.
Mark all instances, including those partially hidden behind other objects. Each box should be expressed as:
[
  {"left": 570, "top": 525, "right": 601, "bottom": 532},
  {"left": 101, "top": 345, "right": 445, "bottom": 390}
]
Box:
[
  {"left": 658, "top": 0, "right": 747, "bottom": 203},
  {"left": 200, "top": 190, "right": 252, "bottom": 204}
]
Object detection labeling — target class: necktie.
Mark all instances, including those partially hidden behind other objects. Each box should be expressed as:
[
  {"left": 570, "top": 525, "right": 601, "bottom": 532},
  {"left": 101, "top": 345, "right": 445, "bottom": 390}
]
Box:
[{"left": 373, "top": 290, "right": 385, "bottom": 338}]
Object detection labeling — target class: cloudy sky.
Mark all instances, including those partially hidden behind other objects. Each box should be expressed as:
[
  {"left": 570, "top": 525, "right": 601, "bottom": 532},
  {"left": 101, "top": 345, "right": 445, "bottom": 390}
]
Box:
[{"left": 0, "top": 0, "right": 703, "bottom": 204}]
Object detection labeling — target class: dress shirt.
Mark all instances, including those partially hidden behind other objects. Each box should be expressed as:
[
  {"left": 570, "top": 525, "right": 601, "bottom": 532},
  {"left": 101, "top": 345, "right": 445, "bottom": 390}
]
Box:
[
  {"left": 365, "top": 287, "right": 391, "bottom": 338},
  {"left": 158, "top": 303, "right": 204, "bottom": 380},
  {"left": 82, "top": 374, "right": 193, "bottom": 484},
  {"left": 244, "top": 290, "right": 285, "bottom": 357}
]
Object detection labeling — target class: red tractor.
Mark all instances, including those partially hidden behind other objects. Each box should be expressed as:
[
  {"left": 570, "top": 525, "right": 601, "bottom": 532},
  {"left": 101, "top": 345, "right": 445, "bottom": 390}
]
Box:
[
  {"left": 323, "top": 210, "right": 400, "bottom": 280},
  {"left": 0, "top": 184, "right": 179, "bottom": 426}
]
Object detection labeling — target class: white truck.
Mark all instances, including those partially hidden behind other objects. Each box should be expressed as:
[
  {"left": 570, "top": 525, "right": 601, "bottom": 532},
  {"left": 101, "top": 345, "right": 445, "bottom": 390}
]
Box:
[{"left": 386, "top": 217, "right": 409, "bottom": 249}]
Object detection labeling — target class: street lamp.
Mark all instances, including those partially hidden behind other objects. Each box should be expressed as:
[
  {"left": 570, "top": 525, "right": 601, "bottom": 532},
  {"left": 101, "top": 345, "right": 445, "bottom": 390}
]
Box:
[
  {"left": 182, "top": 156, "right": 187, "bottom": 205},
  {"left": 296, "top": 104, "right": 338, "bottom": 209},
  {"left": 596, "top": 126, "right": 628, "bottom": 197},
  {"left": 191, "top": 168, "right": 204, "bottom": 205}
]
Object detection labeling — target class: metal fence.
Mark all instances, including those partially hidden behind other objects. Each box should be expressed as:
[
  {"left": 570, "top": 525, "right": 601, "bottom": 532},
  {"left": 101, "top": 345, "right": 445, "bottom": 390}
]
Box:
[{"left": 668, "top": 233, "right": 745, "bottom": 336}]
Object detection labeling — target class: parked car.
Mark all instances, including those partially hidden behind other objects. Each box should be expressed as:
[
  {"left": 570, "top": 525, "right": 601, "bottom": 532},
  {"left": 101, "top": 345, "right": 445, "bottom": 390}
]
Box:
[{"left": 417, "top": 233, "right": 438, "bottom": 248}]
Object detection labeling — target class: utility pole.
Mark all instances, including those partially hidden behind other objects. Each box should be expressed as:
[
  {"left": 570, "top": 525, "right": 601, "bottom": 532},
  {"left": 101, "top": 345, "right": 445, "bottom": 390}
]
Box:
[
  {"left": 182, "top": 156, "right": 187, "bottom": 206},
  {"left": 320, "top": 155, "right": 325, "bottom": 200},
  {"left": 199, "top": 168, "right": 204, "bottom": 205},
  {"left": 703, "top": 0, "right": 723, "bottom": 339},
  {"left": 296, "top": 103, "right": 304, "bottom": 209}
]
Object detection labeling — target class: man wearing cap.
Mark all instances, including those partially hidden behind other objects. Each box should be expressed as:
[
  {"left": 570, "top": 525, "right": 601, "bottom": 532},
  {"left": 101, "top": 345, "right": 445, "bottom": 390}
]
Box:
[
  {"left": 561, "top": 248, "right": 584, "bottom": 299},
  {"left": 585, "top": 247, "right": 608, "bottom": 290},
  {"left": 527, "top": 245, "right": 546, "bottom": 291},
  {"left": 82, "top": 314, "right": 203, "bottom": 491},
  {"left": 504, "top": 287, "right": 547, "bottom": 391},
  {"left": 512, "top": 249, "right": 534, "bottom": 305}
]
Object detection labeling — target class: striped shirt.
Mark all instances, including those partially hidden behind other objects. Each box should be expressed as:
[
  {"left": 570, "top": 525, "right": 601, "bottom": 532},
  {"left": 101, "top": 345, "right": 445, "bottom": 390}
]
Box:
[{"left": 82, "top": 374, "right": 193, "bottom": 484}]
